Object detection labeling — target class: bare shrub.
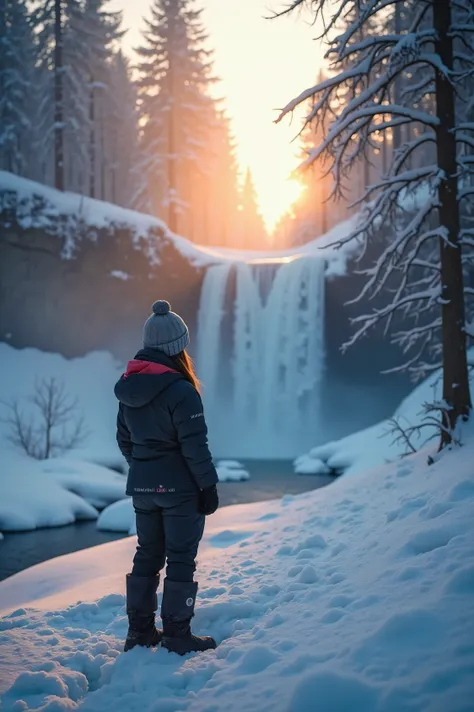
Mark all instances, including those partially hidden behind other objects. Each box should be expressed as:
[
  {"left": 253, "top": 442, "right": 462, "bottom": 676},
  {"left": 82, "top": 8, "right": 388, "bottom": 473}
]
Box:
[{"left": 0, "top": 377, "right": 89, "bottom": 459}]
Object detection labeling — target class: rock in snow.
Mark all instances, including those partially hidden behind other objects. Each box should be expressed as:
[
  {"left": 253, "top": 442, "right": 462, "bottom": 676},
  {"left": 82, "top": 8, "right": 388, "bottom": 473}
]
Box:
[{"left": 1, "top": 424, "right": 473, "bottom": 711}]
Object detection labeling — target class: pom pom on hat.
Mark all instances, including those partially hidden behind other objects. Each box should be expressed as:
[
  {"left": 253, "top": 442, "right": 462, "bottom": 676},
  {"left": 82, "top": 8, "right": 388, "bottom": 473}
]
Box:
[{"left": 152, "top": 300, "right": 171, "bottom": 316}]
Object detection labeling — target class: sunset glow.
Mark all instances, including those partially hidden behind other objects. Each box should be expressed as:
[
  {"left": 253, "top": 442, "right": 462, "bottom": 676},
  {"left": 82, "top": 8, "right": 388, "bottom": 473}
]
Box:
[{"left": 110, "top": 0, "right": 323, "bottom": 235}]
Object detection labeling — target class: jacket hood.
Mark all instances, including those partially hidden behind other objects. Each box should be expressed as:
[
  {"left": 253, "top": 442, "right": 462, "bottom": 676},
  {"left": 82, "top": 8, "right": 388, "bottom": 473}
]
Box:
[{"left": 115, "top": 354, "right": 183, "bottom": 408}]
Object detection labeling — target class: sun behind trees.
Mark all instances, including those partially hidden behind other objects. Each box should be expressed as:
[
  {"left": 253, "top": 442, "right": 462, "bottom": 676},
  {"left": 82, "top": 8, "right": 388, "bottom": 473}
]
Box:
[{"left": 275, "top": 0, "right": 473, "bottom": 446}]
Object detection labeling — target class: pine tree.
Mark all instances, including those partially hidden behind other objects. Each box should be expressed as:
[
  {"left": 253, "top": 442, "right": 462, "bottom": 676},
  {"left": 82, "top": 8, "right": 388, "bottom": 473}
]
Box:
[
  {"left": 238, "top": 168, "right": 266, "bottom": 250},
  {"left": 276, "top": 0, "right": 473, "bottom": 445},
  {"left": 0, "top": 0, "right": 38, "bottom": 176},
  {"left": 184, "top": 108, "right": 240, "bottom": 246},
  {"left": 69, "top": 0, "right": 123, "bottom": 198},
  {"left": 135, "top": 0, "right": 216, "bottom": 232},
  {"left": 31, "top": 0, "right": 123, "bottom": 195},
  {"left": 105, "top": 51, "right": 142, "bottom": 208},
  {"left": 208, "top": 111, "right": 240, "bottom": 246}
]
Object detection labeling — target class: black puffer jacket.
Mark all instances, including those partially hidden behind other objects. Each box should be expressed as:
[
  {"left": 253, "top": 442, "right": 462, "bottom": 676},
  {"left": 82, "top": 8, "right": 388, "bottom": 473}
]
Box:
[{"left": 114, "top": 348, "right": 218, "bottom": 496}]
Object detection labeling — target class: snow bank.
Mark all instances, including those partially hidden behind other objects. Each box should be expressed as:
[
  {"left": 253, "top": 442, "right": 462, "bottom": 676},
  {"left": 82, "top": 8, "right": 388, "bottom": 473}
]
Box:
[
  {"left": 37, "top": 459, "right": 126, "bottom": 509},
  {"left": 0, "top": 453, "right": 126, "bottom": 532},
  {"left": 0, "top": 171, "right": 215, "bottom": 268},
  {"left": 0, "top": 344, "right": 128, "bottom": 531},
  {"left": 0, "top": 171, "right": 359, "bottom": 274},
  {"left": 0, "top": 453, "right": 98, "bottom": 532},
  {"left": 296, "top": 351, "right": 474, "bottom": 477},
  {"left": 197, "top": 214, "right": 360, "bottom": 277},
  {"left": 216, "top": 460, "right": 250, "bottom": 482},
  {"left": 1, "top": 427, "right": 473, "bottom": 710},
  {"left": 97, "top": 498, "right": 133, "bottom": 535}
]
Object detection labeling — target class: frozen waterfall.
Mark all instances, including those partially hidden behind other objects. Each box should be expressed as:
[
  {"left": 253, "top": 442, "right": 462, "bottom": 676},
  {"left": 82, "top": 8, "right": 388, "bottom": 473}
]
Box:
[{"left": 196, "top": 256, "right": 326, "bottom": 458}]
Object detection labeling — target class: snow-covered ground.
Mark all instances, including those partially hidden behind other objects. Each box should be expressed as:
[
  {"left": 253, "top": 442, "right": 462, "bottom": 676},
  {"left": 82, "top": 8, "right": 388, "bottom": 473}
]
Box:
[
  {"left": 295, "top": 350, "right": 474, "bottom": 477},
  {"left": 1, "top": 420, "right": 473, "bottom": 711}
]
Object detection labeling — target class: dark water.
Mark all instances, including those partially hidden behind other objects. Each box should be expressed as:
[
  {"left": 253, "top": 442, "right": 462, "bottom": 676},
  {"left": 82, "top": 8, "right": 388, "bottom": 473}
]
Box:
[{"left": 0, "top": 461, "right": 333, "bottom": 582}]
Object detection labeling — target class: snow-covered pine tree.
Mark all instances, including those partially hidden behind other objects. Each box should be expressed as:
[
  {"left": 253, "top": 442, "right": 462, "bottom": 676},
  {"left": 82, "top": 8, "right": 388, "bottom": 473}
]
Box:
[
  {"left": 68, "top": 0, "right": 123, "bottom": 198},
  {"left": 135, "top": 0, "right": 216, "bottom": 233},
  {"left": 207, "top": 111, "right": 240, "bottom": 246},
  {"left": 238, "top": 168, "right": 266, "bottom": 250},
  {"left": 0, "top": 0, "right": 38, "bottom": 176},
  {"left": 275, "top": 0, "right": 473, "bottom": 445},
  {"left": 105, "top": 50, "right": 142, "bottom": 208},
  {"left": 185, "top": 107, "right": 241, "bottom": 246},
  {"left": 31, "top": 0, "right": 123, "bottom": 195}
]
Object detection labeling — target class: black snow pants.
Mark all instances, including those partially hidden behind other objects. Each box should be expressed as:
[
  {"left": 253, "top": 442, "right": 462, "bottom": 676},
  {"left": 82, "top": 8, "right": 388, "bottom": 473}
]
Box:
[{"left": 132, "top": 495, "right": 205, "bottom": 582}]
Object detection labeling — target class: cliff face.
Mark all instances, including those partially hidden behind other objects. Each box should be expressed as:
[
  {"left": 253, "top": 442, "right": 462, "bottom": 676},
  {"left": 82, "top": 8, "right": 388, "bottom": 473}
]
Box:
[{"left": 0, "top": 174, "right": 209, "bottom": 360}]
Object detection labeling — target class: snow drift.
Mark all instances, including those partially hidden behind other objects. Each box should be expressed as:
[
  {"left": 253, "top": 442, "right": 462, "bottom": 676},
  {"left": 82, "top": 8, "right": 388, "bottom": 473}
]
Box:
[{"left": 295, "top": 349, "right": 474, "bottom": 477}]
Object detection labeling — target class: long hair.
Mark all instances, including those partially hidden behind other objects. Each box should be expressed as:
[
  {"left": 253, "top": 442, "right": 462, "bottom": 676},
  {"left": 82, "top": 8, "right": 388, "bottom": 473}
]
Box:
[{"left": 172, "top": 350, "right": 200, "bottom": 393}]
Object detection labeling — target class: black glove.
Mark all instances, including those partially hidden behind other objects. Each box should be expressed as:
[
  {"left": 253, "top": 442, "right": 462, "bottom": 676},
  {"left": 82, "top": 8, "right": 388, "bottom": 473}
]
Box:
[{"left": 198, "top": 485, "right": 219, "bottom": 515}]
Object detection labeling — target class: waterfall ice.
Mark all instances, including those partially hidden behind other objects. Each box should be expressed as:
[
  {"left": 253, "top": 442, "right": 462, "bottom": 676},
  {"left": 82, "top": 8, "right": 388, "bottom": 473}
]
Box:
[{"left": 196, "top": 256, "right": 325, "bottom": 458}]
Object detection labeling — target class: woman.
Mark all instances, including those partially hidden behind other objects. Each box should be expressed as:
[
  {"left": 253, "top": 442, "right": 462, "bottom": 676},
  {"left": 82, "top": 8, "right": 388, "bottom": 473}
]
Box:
[{"left": 115, "top": 300, "right": 219, "bottom": 655}]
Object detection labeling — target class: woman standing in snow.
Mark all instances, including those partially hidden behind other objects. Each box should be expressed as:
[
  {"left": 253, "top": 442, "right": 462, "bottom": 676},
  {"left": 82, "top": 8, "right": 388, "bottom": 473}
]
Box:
[{"left": 115, "top": 300, "right": 219, "bottom": 655}]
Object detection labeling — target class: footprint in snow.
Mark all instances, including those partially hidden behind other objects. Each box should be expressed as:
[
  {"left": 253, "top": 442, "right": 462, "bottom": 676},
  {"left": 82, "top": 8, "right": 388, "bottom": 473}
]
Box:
[
  {"left": 288, "top": 565, "right": 304, "bottom": 578},
  {"left": 296, "top": 549, "right": 315, "bottom": 560},
  {"left": 327, "top": 572, "right": 346, "bottom": 585},
  {"left": 292, "top": 534, "right": 327, "bottom": 554},
  {"left": 257, "top": 513, "right": 279, "bottom": 522},
  {"left": 328, "top": 594, "right": 353, "bottom": 608},
  {"left": 210, "top": 530, "right": 254, "bottom": 548},
  {"left": 298, "top": 566, "right": 319, "bottom": 584},
  {"left": 396, "top": 465, "right": 413, "bottom": 478},
  {"left": 236, "top": 645, "right": 279, "bottom": 674},
  {"left": 448, "top": 479, "right": 474, "bottom": 501},
  {"left": 403, "top": 525, "right": 456, "bottom": 555},
  {"left": 445, "top": 564, "right": 474, "bottom": 595},
  {"left": 320, "top": 608, "right": 345, "bottom": 624},
  {"left": 330, "top": 543, "right": 347, "bottom": 557},
  {"left": 291, "top": 670, "right": 379, "bottom": 712},
  {"left": 420, "top": 501, "right": 452, "bottom": 520}
]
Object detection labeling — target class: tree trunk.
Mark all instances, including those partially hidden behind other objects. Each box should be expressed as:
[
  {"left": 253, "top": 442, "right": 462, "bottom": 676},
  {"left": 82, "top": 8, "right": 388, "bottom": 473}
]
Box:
[
  {"left": 382, "top": 124, "right": 388, "bottom": 176},
  {"left": 0, "top": 0, "right": 6, "bottom": 171},
  {"left": 433, "top": 0, "right": 471, "bottom": 446},
  {"left": 54, "top": 0, "right": 64, "bottom": 191},
  {"left": 89, "top": 78, "right": 95, "bottom": 198},
  {"left": 168, "top": 97, "right": 178, "bottom": 233},
  {"left": 100, "top": 112, "right": 106, "bottom": 201},
  {"left": 321, "top": 183, "right": 328, "bottom": 236},
  {"left": 392, "top": 1, "right": 403, "bottom": 153}
]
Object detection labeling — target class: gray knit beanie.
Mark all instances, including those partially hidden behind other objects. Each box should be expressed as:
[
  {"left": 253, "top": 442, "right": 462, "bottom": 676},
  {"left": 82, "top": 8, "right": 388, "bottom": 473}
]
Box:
[{"left": 143, "top": 300, "right": 190, "bottom": 356}]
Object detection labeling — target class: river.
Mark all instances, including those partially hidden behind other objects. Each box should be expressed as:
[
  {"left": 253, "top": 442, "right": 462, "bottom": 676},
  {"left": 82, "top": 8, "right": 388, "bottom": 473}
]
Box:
[{"left": 0, "top": 460, "right": 334, "bottom": 581}]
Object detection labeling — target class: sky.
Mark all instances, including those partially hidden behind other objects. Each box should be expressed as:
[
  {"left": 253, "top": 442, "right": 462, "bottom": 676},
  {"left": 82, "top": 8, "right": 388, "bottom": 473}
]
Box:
[{"left": 109, "top": 0, "right": 325, "bottom": 232}]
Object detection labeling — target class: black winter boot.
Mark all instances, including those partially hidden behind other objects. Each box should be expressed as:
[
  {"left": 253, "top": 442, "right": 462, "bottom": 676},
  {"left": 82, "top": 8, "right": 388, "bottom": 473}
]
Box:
[
  {"left": 124, "top": 574, "right": 163, "bottom": 652},
  {"left": 161, "top": 579, "right": 216, "bottom": 656}
]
